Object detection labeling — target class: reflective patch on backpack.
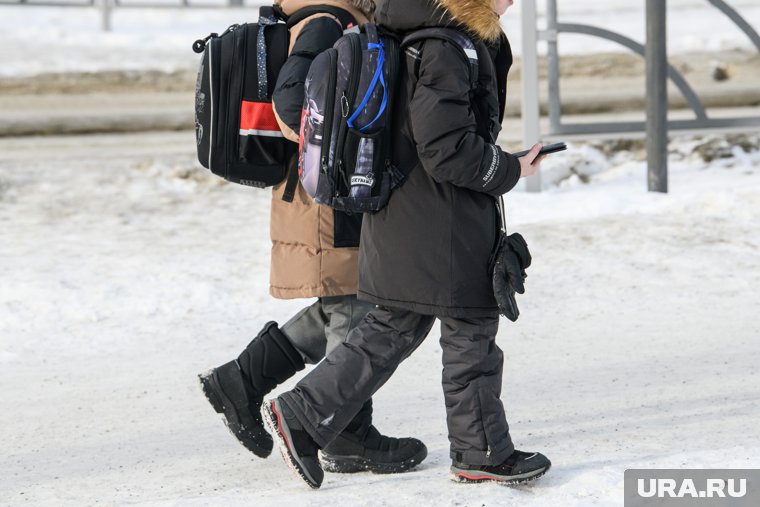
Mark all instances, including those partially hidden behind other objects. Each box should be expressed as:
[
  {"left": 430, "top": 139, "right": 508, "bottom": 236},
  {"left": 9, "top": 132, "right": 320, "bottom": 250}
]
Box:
[{"left": 351, "top": 173, "right": 376, "bottom": 187}]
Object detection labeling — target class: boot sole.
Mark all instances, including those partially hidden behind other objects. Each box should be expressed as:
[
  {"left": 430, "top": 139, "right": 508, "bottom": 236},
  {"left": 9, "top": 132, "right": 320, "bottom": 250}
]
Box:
[
  {"left": 450, "top": 462, "right": 551, "bottom": 485},
  {"left": 321, "top": 445, "right": 428, "bottom": 474},
  {"left": 262, "top": 399, "right": 322, "bottom": 489},
  {"left": 198, "top": 371, "right": 272, "bottom": 458}
]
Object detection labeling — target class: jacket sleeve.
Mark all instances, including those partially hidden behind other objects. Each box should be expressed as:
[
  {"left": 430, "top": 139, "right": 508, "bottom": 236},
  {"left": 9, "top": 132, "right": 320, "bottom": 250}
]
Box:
[
  {"left": 272, "top": 16, "right": 343, "bottom": 142},
  {"left": 409, "top": 40, "right": 521, "bottom": 196}
]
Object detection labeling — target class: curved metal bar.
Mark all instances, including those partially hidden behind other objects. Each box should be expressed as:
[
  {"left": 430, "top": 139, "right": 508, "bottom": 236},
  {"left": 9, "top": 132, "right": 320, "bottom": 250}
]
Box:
[
  {"left": 557, "top": 22, "right": 708, "bottom": 120},
  {"left": 708, "top": 0, "right": 760, "bottom": 52}
]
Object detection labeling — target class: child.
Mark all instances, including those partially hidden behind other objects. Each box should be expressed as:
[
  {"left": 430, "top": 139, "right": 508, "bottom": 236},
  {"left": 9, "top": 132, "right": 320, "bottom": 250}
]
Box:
[
  {"left": 264, "top": 0, "right": 551, "bottom": 488},
  {"left": 198, "top": 0, "right": 427, "bottom": 475}
]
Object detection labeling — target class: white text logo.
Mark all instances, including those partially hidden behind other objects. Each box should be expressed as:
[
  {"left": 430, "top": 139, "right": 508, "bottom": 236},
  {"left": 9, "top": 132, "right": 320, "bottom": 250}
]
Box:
[{"left": 637, "top": 478, "right": 747, "bottom": 499}]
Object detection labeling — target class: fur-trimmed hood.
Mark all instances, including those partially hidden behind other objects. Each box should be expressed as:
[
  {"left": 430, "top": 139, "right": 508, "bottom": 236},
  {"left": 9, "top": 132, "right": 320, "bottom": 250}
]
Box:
[
  {"left": 434, "top": 0, "right": 502, "bottom": 42},
  {"left": 375, "top": 0, "right": 502, "bottom": 42},
  {"left": 276, "top": 0, "right": 375, "bottom": 19}
]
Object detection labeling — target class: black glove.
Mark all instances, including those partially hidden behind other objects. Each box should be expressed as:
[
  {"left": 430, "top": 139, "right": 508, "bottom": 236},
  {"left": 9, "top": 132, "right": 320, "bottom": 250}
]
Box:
[{"left": 492, "top": 232, "right": 532, "bottom": 322}]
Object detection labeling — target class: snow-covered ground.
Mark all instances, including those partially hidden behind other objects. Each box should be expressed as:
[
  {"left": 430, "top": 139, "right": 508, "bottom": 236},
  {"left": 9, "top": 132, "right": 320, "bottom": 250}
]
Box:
[
  {"left": 1, "top": 0, "right": 759, "bottom": 76},
  {"left": 1, "top": 1, "right": 760, "bottom": 505},
  {"left": 1, "top": 131, "right": 759, "bottom": 506}
]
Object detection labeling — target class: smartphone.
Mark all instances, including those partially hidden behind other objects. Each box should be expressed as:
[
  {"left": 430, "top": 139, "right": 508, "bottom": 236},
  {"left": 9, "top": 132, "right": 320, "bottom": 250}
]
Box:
[{"left": 511, "top": 142, "right": 567, "bottom": 159}]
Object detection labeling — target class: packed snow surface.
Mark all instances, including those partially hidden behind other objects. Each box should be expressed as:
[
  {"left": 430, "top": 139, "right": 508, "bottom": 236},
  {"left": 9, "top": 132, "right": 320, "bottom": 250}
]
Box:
[
  {"left": 1, "top": 0, "right": 759, "bottom": 76},
  {"left": 1, "top": 132, "right": 759, "bottom": 506}
]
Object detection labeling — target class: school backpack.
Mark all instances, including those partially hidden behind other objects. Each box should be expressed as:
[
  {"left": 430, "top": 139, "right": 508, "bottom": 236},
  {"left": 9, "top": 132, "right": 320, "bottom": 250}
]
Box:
[
  {"left": 298, "top": 25, "right": 479, "bottom": 213},
  {"left": 192, "top": 5, "right": 357, "bottom": 199}
]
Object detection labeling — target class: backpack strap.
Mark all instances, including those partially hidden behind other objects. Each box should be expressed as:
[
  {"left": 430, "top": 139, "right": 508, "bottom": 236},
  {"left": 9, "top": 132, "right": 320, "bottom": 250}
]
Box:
[
  {"left": 281, "top": 150, "right": 300, "bottom": 203},
  {"left": 401, "top": 28, "right": 479, "bottom": 89},
  {"left": 256, "top": 8, "right": 281, "bottom": 101},
  {"left": 284, "top": 5, "right": 358, "bottom": 31},
  {"left": 391, "top": 28, "right": 480, "bottom": 190}
]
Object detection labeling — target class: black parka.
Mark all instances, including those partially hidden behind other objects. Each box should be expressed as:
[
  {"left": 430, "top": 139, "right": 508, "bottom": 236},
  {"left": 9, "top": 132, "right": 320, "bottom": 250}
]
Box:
[{"left": 357, "top": 0, "right": 521, "bottom": 318}]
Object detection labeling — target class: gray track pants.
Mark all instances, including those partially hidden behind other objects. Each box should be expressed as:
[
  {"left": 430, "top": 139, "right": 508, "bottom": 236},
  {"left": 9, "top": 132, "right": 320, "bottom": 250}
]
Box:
[
  {"left": 280, "top": 306, "right": 515, "bottom": 466},
  {"left": 281, "top": 295, "right": 376, "bottom": 365}
]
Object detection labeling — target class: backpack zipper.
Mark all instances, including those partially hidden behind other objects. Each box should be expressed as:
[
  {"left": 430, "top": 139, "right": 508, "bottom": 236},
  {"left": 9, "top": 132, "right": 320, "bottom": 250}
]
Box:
[
  {"left": 320, "top": 49, "right": 339, "bottom": 178},
  {"left": 334, "top": 32, "right": 363, "bottom": 195},
  {"left": 235, "top": 26, "right": 248, "bottom": 167},
  {"left": 207, "top": 37, "right": 215, "bottom": 170},
  {"left": 222, "top": 28, "right": 241, "bottom": 180}
]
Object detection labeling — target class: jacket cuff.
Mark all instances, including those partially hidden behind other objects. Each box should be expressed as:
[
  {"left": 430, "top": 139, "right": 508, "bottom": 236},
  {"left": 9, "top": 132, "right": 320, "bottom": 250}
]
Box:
[{"left": 487, "top": 150, "right": 522, "bottom": 196}]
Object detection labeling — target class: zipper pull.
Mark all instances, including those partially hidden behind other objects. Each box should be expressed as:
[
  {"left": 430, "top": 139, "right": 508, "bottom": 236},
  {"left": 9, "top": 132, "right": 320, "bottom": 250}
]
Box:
[
  {"left": 192, "top": 32, "right": 218, "bottom": 53},
  {"left": 341, "top": 92, "right": 350, "bottom": 118},
  {"left": 486, "top": 447, "right": 492, "bottom": 458},
  {"left": 321, "top": 156, "right": 329, "bottom": 174}
]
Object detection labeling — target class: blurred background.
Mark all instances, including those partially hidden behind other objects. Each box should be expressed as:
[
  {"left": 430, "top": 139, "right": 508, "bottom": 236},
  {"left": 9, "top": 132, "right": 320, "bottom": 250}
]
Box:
[{"left": 1, "top": 1, "right": 759, "bottom": 506}]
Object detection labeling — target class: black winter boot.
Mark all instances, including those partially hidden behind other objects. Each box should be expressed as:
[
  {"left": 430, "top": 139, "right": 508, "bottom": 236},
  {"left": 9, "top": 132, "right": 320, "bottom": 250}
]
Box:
[
  {"left": 320, "top": 399, "right": 428, "bottom": 474},
  {"left": 450, "top": 450, "right": 551, "bottom": 485},
  {"left": 198, "top": 321, "right": 305, "bottom": 458},
  {"left": 263, "top": 398, "right": 324, "bottom": 489}
]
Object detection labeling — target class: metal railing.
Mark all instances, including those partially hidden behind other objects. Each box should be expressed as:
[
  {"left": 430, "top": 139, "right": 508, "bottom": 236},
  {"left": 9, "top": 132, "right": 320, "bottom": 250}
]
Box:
[{"left": 521, "top": 0, "right": 760, "bottom": 192}]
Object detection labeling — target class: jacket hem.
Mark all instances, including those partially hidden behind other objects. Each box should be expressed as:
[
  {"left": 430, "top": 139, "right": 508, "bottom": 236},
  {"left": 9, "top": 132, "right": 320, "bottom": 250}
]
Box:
[
  {"left": 357, "top": 289, "right": 499, "bottom": 319},
  {"left": 271, "top": 284, "right": 359, "bottom": 300}
]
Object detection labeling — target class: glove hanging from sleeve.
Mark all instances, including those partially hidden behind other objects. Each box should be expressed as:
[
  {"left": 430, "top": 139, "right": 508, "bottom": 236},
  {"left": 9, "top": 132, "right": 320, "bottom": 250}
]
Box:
[{"left": 492, "top": 232, "right": 532, "bottom": 322}]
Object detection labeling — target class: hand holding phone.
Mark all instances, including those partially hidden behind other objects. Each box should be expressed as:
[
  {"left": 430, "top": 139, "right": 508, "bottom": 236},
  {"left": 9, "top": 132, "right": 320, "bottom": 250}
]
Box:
[{"left": 516, "top": 144, "right": 543, "bottom": 178}]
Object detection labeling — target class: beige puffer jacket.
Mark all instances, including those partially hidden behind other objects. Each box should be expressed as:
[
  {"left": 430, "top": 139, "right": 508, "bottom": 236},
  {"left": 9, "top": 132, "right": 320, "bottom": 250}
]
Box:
[{"left": 269, "top": 0, "right": 372, "bottom": 299}]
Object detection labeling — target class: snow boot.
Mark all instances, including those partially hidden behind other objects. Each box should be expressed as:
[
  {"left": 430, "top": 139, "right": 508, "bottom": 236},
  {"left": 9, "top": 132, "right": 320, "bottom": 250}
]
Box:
[
  {"left": 320, "top": 400, "right": 428, "bottom": 474},
  {"left": 263, "top": 398, "right": 324, "bottom": 489},
  {"left": 198, "top": 321, "right": 305, "bottom": 459},
  {"left": 450, "top": 450, "right": 551, "bottom": 485}
]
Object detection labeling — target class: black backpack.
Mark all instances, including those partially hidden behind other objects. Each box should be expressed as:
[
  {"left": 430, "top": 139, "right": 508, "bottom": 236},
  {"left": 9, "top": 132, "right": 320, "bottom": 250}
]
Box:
[
  {"left": 298, "top": 25, "right": 479, "bottom": 213},
  {"left": 192, "top": 5, "right": 357, "bottom": 198}
]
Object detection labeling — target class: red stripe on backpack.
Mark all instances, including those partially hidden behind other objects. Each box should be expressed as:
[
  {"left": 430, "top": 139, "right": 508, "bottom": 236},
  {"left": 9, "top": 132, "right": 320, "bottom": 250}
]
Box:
[{"left": 240, "top": 100, "right": 282, "bottom": 135}]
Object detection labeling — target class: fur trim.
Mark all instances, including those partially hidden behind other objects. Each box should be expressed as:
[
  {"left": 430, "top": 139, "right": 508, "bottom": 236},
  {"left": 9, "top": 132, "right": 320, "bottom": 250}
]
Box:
[{"left": 434, "top": 0, "right": 502, "bottom": 42}]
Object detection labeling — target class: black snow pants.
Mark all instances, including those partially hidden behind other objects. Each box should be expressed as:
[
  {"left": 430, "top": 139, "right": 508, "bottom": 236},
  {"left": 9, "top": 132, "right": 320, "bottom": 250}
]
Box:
[{"left": 279, "top": 306, "right": 515, "bottom": 466}]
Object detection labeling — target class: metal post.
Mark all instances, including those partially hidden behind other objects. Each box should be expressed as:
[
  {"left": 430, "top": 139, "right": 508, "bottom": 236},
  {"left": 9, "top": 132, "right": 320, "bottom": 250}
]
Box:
[
  {"left": 521, "top": 0, "right": 542, "bottom": 192},
  {"left": 546, "top": 0, "right": 562, "bottom": 133},
  {"left": 646, "top": 0, "right": 668, "bottom": 193},
  {"left": 100, "top": 0, "right": 112, "bottom": 32}
]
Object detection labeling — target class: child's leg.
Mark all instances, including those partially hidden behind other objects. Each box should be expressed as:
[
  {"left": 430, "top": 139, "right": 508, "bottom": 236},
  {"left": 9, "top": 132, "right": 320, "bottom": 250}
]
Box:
[
  {"left": 280, "top": 299, "right": 331, "bottom": 364},
  {"left": 321, "top": 294, "right": 378, "bottom": 356},
  {"left": 439, "top": 314, "right": 515, "bottom": 466},
  {"left": 279, "top": 306, "right": 435, "bottom": 447}
]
